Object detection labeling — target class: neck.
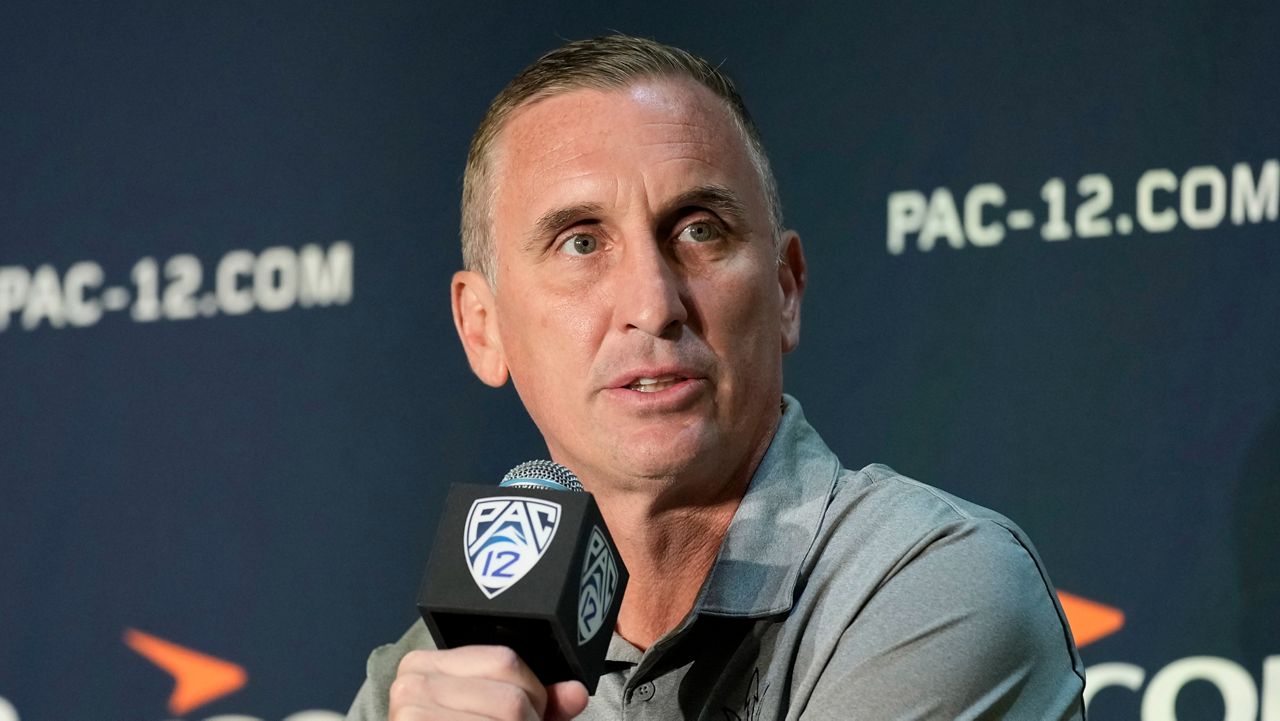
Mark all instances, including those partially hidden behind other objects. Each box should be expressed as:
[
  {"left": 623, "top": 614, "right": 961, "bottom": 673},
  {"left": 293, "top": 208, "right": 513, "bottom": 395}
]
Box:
[
  {"left": 580, "top": 413, "right": 780, "bottom": 650},
  {"left": 597, "top": 487, "right": 742, "bottom": 650}
]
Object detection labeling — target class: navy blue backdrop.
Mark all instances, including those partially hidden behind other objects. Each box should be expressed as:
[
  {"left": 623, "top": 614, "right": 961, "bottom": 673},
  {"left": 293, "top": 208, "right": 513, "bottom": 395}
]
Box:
[{"left": 1, "top": 2, "right": 1277, "bottom": 719}]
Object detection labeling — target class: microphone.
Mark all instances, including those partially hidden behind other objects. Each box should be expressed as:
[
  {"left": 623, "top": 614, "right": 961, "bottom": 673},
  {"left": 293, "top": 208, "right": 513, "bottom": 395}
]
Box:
[{"left": 417, "top": 460, "right": 628, "bottom": 694}]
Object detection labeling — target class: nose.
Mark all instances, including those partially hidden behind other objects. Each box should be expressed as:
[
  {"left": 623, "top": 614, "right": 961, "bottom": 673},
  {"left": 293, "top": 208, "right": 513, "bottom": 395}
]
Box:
[{"left": 613, "top": 238, "right": 688, "bottom": 338}]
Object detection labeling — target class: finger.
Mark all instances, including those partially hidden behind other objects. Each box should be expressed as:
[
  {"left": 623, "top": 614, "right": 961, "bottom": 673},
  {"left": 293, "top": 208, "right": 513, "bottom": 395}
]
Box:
[
  {"left": 545, "top": 681, "right": 589, "bottom": 721},
  {"left": 397, "top": 647, "right": 548, "bottom": 716},
  {"left": 392, "top": 674, "right": 539, "bottom": 721},
  {"left": 399, "top": 646, "right": 542, "bottom": 686},
  {"left": 392, "top": 699, "right": 490, "bottom": 721},
  {"left": 391, "top": 698, "right": 496, "bottom": 721}
]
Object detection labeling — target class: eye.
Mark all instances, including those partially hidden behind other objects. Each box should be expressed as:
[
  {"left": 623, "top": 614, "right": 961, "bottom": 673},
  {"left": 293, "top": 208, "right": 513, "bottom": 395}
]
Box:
[
  {"left": 559, "top": 233, "right": 599, "bottom": 256},
  {"left": 676, "top": 221, "right": 721, "bottom": 243}
]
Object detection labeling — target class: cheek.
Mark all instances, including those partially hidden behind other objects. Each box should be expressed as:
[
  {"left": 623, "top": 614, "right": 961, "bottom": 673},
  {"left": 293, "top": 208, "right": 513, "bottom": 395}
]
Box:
[
  {"left": 501, "top": 285, "right": 605, "bottom": 381},
  {"left": 698, "top": 261, "right": 782, "bottom": 338},
  {"left": 547, "top": 296, "right": 600, "bottom": 344}
]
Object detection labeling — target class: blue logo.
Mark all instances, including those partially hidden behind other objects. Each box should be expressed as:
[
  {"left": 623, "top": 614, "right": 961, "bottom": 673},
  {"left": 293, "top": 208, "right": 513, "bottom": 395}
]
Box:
[
  {"left": 577, "top": 525, "right": 619, "bottom": 644},
  {"left": 464, "top": 497, "right": 562, "bottom": 599}
]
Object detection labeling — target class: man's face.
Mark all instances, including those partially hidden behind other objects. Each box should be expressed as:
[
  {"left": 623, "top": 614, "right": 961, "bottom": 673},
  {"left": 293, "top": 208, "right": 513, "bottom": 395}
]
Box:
[{"left": 461, "top": 77, "right": 804, "bottom": 491}]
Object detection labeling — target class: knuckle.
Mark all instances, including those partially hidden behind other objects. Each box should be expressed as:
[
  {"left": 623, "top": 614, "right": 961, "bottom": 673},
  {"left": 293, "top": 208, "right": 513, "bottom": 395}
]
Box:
[
  {"left": 397, "top": 649, "right": 434, "bottom": 675},
  {"left": 388, "top": 672, "right": 430, "bottom": 705},
  {"left": 494, "top": 684, "right": 531, "bottom": 719},
  {"left": 489, "top": 645, "right": 522, "bottom": 673}
]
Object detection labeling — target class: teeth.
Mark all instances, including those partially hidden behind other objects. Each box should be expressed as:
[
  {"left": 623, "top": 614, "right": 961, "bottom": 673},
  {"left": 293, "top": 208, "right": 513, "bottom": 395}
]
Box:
[{"left": 628, "top": 375, "right": 682, "bottom": 392}]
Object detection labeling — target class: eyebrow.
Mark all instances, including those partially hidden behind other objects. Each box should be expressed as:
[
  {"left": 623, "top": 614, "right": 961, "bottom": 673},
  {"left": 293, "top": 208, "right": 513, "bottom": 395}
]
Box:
[
  {"left": 522, "top": 184, "right": 751, "bottom": 253},
  {"left": 664, "top": 184, "right": 749, "bottom": 225},
  {"left": 525, "top": 202, "right": 604, "bottom": 253}
]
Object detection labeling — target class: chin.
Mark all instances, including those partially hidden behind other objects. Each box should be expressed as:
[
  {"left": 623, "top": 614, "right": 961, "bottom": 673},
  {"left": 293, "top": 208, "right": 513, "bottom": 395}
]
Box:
[{"left": 609, "top": 436, "right": 716, "bottom": 482}]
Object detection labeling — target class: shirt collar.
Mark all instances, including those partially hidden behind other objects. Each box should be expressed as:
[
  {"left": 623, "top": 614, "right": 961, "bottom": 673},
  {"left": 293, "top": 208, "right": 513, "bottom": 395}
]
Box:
[{"left": 692, "top": 394, "right": 843, "bottom": 618}]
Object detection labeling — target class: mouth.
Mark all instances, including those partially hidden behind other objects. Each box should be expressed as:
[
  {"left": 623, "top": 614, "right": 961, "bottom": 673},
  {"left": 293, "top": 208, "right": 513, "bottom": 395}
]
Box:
[{"left": 625, "top": 374, "right": 688, "bottom": 393}]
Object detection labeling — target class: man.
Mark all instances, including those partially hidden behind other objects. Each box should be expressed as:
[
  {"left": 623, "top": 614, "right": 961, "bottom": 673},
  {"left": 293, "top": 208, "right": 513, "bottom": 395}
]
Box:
[{"left": 348, "top": 35, "right": 1085, "bottom": 720}]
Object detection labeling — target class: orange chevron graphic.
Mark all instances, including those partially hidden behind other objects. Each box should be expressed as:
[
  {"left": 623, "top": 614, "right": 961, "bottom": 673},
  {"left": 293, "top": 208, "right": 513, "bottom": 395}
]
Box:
[
  {"left": 1057, "top": 591, "right": 1126, "bottom": 647},
  {"left": 123, "top": 628, "right": 247, "bottom": 715}
]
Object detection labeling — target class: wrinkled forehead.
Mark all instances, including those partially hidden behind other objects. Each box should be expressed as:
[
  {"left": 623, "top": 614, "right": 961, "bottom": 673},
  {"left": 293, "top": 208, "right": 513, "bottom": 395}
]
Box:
[
  {"left": 485, "top": 78, "right": 767, "bottom": 237},
  {"left": 495, "top": 77, "right": 747, "bottom": 166}
]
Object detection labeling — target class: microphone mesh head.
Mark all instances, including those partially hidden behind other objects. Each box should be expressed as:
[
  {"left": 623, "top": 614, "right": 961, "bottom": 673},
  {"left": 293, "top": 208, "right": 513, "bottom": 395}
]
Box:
[{"left": 499, "top": 460, "right": 584, "bottom": 492}]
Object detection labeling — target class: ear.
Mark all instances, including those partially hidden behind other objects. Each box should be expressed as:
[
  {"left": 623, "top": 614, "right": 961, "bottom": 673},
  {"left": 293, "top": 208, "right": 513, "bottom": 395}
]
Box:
[
  {"left": 777, "top": 231, "right": 807, "bottom": 354},
  {"left": 451, "top": 270, "right": 509, "bottom": 387}
]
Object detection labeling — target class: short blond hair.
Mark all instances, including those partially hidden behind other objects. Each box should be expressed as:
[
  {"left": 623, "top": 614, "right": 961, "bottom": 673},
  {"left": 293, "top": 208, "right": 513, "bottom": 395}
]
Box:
[{"left": 460, "top": 34, "right": 784, "bottom": 284}]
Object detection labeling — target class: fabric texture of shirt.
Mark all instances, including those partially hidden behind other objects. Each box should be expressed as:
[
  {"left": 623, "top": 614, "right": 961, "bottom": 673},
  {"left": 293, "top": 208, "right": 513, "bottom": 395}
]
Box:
[{"left": 345, "top": 396, "right": 1086, "bottom": 720}]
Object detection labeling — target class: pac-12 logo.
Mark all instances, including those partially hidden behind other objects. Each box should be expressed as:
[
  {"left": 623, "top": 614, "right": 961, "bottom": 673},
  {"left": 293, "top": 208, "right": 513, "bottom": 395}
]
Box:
[
  {"left": 577, "top": 526, "right": 619, "bottom": 644},
  {"left": 465, "top": 497, "right": 561, "bottom": 599}
]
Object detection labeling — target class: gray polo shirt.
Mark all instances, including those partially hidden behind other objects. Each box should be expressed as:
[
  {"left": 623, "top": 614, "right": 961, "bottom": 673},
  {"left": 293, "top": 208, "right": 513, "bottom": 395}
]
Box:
[{"left": 346, "top": 396, "right": 1086, "bottom": 719}]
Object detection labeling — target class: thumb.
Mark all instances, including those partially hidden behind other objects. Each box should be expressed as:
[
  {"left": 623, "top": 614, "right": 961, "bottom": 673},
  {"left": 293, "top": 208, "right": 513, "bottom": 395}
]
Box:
[{"left": 544, "top": 680, "right": 589, "bottom": 721}]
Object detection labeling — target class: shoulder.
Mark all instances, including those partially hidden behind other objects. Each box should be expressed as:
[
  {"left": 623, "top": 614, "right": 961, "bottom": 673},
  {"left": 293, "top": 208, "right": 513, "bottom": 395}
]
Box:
[
  {"left": 792, "top": 463, "right": 1085, "bottom": 716},
  {"left": 836, "top": 462, "right": 1026, "bottom": 530},
  {"left": 815, "top": 463, "right": 1054, "bottom": 586},
  {"left": 814, "top": 463, "right": 1071, "bottom": 632}
]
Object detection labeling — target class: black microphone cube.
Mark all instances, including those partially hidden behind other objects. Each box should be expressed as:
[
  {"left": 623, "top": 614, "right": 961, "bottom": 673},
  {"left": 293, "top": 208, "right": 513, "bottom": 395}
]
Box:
[{"left": 418, "top": 484, "right": 628, "bottom": 694}]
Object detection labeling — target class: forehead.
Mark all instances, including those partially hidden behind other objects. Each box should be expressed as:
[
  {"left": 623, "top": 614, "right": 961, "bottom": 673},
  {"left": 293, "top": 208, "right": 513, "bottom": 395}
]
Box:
[{"left": 487, "top": 78, "right": 764, "bottom": 238}]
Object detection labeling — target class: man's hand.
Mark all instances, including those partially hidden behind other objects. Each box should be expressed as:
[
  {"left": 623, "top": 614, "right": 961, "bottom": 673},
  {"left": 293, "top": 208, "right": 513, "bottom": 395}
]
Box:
[{"left": 389, "top": 646, "right": 589, "bottom": 721}]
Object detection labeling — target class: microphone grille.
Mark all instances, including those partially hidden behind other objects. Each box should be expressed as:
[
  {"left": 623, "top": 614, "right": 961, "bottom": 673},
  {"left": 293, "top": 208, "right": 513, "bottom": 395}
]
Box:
[{"left": 499, "top": 460, "right": 584, "bottom": 492}]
